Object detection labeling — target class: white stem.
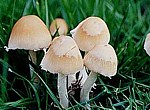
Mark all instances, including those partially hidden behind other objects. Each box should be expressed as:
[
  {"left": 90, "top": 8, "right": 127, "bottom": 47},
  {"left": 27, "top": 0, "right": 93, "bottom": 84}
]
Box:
[
  {"left": 67, "top": 73, "right": 76, "bottom": 88},
  {"left": 29, "top": 50, "right": 37, "bottom": 78},
  {"left": 29, "top": 50, "right": 37, "bottom": 64},
  {"left": 79, "top": 66, "right": 96, "bottom": 88},
  {"left": 79, "top": 66, "right": 88, "bottom": 86},
  {"left": 80, "top": 71, "right": 97, "bottom": 103},
  {"left": 29, "top": 50, "right": 39, "bottom": 88},
  {"left": 67, "top": 66, "right": 88, "bottom": 88},
  {"left": 58, "top": 73, "right": 68, "bottom": 108}
]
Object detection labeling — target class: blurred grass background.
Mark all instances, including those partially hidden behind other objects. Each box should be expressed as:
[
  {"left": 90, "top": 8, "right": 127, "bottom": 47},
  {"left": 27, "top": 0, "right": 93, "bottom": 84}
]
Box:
[{"left": 0, "top": 0, "right": 150, "bottom": 109}]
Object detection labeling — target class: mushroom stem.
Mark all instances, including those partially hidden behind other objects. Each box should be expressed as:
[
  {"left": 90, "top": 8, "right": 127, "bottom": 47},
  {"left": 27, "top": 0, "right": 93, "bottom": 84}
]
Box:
[
  {"left": 29, "top": 50, "right": 37, "bottom": 77},
  {"left": 80, "top": 71, "right": 97, "bottom": 104},
  {"left": 29, "top": 50, "right": 39, "bottom": 85},
  {"left": 78, "top": 66, "right": 88, "bottom": 86},
  {"left": 67, "top": 66, "right": 88, "bottom": 88},
  {"left": 29, "top": 50, "right": 37, "bottom": 64},
  {"left": 67, "top": 73, "right": 76, "bottom": 88},
  {"left": 58, "top": 73, "right": 68, "bottom": 108}
]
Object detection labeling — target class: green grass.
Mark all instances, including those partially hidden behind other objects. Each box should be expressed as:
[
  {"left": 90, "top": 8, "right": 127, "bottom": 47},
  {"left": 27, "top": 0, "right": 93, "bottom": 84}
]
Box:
[{"left": 0, "top": 0, "right": 150, "bottom": 109}]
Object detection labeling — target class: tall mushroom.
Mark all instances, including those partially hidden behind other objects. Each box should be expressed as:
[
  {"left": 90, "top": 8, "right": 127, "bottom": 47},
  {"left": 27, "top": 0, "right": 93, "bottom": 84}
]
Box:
[
  {"left": 7, "top": 15, "right": 52, "bottom": 84},
  {"left": 50, "top": 18, "right": 68, "bottom": 36},
  {"left": 144, "top": 33, "right": 150, "bottom": 56},
  {"left": 80, "top": 44, "right": 118, "bottom": 105},
  {"left": 70, "top": 16, "right": 110, "bottom": 97},
  {"left": 40, "top": 35, "right": 83, "bottom": 108}
]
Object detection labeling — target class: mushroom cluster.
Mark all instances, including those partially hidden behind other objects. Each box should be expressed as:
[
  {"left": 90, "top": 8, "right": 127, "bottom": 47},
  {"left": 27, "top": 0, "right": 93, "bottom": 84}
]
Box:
[
  {"left": 7, "top": 15, "right": 118, "bottom": 109},
  {"left": 71, "top": 17, "right": 118, "bottom": 109}
]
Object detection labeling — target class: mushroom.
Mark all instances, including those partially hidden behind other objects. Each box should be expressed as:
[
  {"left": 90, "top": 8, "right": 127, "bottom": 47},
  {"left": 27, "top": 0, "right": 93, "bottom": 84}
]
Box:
[
  {"left": 71, "top": 16, "right": 110, "bottom": 52},
  {"left": 50, "top": 18, "right": 68, "bottom": 36},
  {"left": 80, "top": 44, "right": 118, "bottom": 106},
  {"left": 40, "top": 35, "right": 83, "bottom": 108},
  {"left": 144, "top": 33, "right": 150, "bottom": 56},
  {"left": 70, "top": 17, "right": 110, "bottom": 98},
  {"left": 7, "top": 15, "right": 52, "bottom": 83}
]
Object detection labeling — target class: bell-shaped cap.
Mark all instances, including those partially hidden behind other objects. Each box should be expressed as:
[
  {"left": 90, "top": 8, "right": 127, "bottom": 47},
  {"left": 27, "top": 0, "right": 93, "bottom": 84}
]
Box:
[
  {"left": 8, "top": 15, "right": 52, "bottom": 51},
  {"left": 144, "top": 33, "right": 150, "bottom": 56},
  {"left": 71, "top": 17, "right": 110, "bottom": 51},
  {"left": 84, "top": 44, "right": 117, "bottom": 78},
  {"left": 50, "top": 18, "right": 68, "bottom": 36},
  {"left": 41, "top": 35, "right": 83, "bottom": 75}
]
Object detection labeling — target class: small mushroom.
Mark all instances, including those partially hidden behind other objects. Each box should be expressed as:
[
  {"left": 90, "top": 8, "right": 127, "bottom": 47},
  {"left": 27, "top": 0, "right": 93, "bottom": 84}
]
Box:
[
  {"left": 144, "top": 33, "right": 150, "bottom": 56},
  {"left": 80, "top": 44, "right": 117, "bottom": 106},
  {"left": 71, "top": 16, "right": 110, "bottom": 51},
  {"left": 40, "top": 35, "right": 83, "bottom": 108},
  {"left": 7, "top": 15, "right": 52, "bottom": 84},
  {"left": 50, "top": 18, "right": 68, "bottom": 36}
]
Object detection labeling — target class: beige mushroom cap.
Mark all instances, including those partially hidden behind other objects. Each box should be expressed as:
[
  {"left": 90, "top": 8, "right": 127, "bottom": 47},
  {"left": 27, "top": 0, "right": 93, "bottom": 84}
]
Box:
[
  {"left": 41, "top": 35, "right": 83, "bottom": 75},
  {"left": 72, "top": 17, "right": 110, "bottom": 51},
  {"left": 50, "top": 18, "right": 68, "bottom": 36},
  {"left": 84, "top": 44, "right": 117, "bottom": 77},
  {"left": 8, "top": 15, "right": 52, "bottom": 51},
  {"left": 144, "top": 33, "right": 150, "bottom": 56}
]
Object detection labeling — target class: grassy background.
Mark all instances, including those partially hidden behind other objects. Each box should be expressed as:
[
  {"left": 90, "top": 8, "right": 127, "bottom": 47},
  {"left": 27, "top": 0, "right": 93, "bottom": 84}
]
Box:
[{"left": 0, "top": 0, "right": 150, "bottom": 109}]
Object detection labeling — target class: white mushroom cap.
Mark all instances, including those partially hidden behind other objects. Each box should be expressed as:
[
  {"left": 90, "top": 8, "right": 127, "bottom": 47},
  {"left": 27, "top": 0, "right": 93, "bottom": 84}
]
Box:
[
  {"left": 71, "top": 17, "right": 110, "bottom": 51},
  {"left": 50, "top": 18, "right": 68, "bottom": 36},
  {"left": 40, "top": 35, "right": 83, "bottom": 75},
  {"left": 8, "top": 15, "right": 52, "bottom": 51},
  {"left": 84, "top": 44, "right": 117, "bottom": 77},
  {"left": 144, "top": 33, "right": 150, "bottom": 56}
]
